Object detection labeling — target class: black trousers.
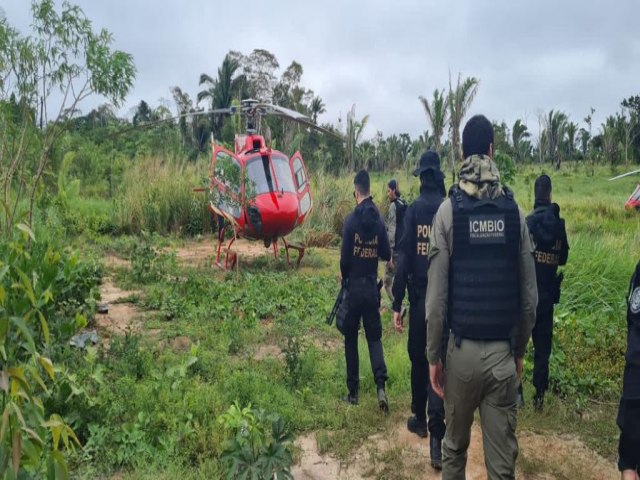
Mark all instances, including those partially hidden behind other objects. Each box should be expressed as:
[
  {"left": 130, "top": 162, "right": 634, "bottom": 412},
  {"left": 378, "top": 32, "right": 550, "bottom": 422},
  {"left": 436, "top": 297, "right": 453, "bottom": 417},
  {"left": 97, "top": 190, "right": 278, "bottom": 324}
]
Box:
[
  {"left": 342, "top": 278, "right": 388, "bottom": 394},
  {"left": 617, "top": 398, "right": 640, "bottom": 472},
  {"left": 532, "top": 306, "right": 554, "bottom": 394},
  {"left": 408, "top": 289, "right": 445, "bottom": 440}
]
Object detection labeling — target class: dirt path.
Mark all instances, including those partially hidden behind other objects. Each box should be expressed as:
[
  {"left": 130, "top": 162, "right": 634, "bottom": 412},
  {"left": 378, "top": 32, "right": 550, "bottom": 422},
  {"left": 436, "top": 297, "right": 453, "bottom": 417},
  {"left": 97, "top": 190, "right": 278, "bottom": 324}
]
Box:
[
  {"left": 95, "top": 278, "right": 144, "bottom": 336},
  {"left": 173, "top": 238, "right": 272, "bottom": 266},
  {"left": 292, "top": 422, "right": 618, "bottom": 480}
]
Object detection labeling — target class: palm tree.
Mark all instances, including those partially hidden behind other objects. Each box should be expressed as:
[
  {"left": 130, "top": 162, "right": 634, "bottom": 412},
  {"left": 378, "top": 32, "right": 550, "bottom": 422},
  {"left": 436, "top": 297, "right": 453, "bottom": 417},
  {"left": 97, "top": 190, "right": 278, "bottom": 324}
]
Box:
[
  {"left": 309, "top": 96, "right": 326, "bottom": 124},
  {"left": 418, "top": 89, "right": 449, "bottom": 152},
  {"left": 511, "top": 119, "right": 531, "bottom": 163},
  {"left": 545, "top": 110, "right": 568, "bottom": 169},
  {"left": 345, "top": 105, "right": 369, "bottom": 172},
  {"left": 565, "top": 121, "right": 578, "bottom": 159},
  {"left": 197, "top": 54, "right": 244, "bottom": 136},
  {"left": 448, "top": 74, "right": 479, "bottom": 177}
]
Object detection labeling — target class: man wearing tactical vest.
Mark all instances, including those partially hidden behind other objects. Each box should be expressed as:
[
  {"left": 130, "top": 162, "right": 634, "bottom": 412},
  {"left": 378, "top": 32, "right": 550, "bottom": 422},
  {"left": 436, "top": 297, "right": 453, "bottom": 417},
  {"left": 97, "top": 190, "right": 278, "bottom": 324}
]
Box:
[
  {"left": 384, "top": 179, "right": 407, "bottom": 310},
  {"left": 426, "top": 115, "right": 538, "bottom": 479},
  {"left": 339, "top": 170, "right": 392, "bottom": 412},
  {"left": 392, "top": 150, "right": 447, "bottom": 470},
  {"left": 617, "top": 259, "right": 640, "bottom": 479},
  {"left": 524, "top": 175, "right": 569, "bottom": 411}
]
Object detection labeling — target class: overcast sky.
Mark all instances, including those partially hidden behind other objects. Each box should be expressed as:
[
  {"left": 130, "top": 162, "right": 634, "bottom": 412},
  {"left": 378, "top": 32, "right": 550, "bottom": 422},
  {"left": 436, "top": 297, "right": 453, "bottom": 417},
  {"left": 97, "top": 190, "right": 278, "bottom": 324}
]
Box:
[{"left": 4, "top": 0, "right": 640, "bottom": 140}]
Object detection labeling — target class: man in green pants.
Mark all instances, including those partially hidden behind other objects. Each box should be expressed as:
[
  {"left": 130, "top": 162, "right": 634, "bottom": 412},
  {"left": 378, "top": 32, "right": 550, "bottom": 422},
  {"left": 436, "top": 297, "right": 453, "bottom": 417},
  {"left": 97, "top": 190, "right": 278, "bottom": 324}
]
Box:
[{"left": 426, "top": 115, "right": 538, "bottom": 479}]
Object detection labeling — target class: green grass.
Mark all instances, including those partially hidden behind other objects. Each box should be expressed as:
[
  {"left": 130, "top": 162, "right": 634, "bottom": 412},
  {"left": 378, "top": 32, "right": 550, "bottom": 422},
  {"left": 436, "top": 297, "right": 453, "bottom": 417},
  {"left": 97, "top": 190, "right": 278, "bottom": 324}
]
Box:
[{"left": 57, "top": 162, "right": 638, "bottom": 477}]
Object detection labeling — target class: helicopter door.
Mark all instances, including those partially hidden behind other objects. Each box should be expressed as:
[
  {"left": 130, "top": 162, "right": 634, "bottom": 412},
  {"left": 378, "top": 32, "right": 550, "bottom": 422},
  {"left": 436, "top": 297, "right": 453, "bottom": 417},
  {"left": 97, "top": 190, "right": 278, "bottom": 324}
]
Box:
[
  {"left": 211, "top": 146, "right": 243, "bottom": 222},
  {"left": 290, "top": 152, "right": 312, "bottom": 224}
]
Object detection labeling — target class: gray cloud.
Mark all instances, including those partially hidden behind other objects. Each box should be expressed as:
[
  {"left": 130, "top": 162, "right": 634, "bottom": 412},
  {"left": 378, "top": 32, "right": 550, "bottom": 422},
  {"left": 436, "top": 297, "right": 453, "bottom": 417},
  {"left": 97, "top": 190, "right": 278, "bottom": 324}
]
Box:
[{"left": 4, "top": 0, "right": 640, "bottom": 139}]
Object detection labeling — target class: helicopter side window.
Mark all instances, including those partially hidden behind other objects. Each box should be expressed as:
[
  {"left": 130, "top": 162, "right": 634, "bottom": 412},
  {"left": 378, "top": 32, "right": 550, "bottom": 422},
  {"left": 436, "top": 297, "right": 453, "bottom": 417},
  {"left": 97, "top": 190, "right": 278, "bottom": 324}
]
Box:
[
  {"left": 246, "top": 158, "right": 272, "bottom": 196},
  {"left": 292, "top": 157, "right": 307, "bottom": 193},
  {"left": 271, "top": 156, "right": 296, "bottom": 193},
  {"left": 214, "top": 152, "right": 241, "bottom": 194}
]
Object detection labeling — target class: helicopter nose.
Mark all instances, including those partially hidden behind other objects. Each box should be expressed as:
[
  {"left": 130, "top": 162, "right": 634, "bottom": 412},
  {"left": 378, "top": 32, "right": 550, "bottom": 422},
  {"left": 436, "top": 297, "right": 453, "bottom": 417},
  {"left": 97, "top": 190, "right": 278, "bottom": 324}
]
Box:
[{"left": 252, "top": 193, "right": 298, "bottom": 238}]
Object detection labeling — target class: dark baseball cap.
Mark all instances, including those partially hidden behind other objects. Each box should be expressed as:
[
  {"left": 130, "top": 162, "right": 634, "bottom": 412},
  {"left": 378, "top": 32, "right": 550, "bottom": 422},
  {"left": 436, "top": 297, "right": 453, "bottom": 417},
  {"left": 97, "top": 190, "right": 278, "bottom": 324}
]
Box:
[{"left": 413, "top": 150, "right": 445, "bottom": 179}]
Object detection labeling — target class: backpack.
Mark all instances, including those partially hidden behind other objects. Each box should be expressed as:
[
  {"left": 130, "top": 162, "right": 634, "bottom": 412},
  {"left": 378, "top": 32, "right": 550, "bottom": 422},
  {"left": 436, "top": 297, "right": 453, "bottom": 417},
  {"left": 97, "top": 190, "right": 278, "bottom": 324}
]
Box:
[{"left": 394, "top": 198, "right": 408, "bottom": 246}]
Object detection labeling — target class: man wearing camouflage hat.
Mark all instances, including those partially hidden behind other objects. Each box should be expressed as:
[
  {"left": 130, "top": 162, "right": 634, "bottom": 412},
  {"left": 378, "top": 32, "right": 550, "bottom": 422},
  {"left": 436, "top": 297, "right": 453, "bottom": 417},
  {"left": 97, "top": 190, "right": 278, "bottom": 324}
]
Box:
[{"left": 427, "top": 115, "right": 538, "bottom": 479}]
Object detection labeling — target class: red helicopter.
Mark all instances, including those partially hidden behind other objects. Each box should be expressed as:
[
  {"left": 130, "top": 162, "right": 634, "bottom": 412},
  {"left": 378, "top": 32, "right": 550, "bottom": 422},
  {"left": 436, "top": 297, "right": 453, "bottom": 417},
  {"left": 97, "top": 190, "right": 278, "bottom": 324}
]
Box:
[
  {"left": 198, "top": 99, "right": 341, "bottom": 268},
  {"left": 609, "top": 168, "right": 640, "bottom": 211}
]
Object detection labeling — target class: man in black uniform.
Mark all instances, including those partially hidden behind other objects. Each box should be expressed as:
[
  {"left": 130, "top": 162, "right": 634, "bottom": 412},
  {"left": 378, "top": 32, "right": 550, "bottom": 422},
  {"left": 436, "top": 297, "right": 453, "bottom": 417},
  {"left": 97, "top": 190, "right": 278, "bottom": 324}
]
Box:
[
  {"left": 525, "top": 175, "right": 569, "bottom": 410},
  {"left": 392, "top": 150, "right": 446, "bottom": 470},
  {"left": 618, "top": 259, "right": 640, "bottom": 479},
  {"left": 339, "top": 170, "right": 392, "bottom": 411}
]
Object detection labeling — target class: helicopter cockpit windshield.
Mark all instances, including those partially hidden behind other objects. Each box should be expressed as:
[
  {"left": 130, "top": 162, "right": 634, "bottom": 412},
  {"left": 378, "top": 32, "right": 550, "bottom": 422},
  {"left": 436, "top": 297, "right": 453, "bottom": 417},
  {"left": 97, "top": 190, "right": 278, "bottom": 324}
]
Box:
[{"left": 245, "top": 155, "right": 296, "bottom": 197}]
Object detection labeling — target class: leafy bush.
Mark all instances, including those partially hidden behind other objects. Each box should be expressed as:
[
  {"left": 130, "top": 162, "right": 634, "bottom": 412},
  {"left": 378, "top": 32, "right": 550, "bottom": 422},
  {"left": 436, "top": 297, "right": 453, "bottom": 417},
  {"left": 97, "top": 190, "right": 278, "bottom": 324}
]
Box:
[
  {"left": 218, "top": 403, "right": 293, "bottom": 480},
  {"left": 0, "top": 225, "right": 101, "bottom": 478}
]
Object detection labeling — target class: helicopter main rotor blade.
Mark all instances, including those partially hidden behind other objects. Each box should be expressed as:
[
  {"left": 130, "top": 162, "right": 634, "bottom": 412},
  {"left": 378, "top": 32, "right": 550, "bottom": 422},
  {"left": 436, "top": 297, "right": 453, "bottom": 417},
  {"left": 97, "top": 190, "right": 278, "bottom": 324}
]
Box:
[
  {"left": 608, "top": 168, "right": 640, "bottom": 181},
  {"left": 256, "top": 103, "right": 344, "bottom": 141},
  {"left": 105, "top": 108, "right": 234, "bottom": 138}
]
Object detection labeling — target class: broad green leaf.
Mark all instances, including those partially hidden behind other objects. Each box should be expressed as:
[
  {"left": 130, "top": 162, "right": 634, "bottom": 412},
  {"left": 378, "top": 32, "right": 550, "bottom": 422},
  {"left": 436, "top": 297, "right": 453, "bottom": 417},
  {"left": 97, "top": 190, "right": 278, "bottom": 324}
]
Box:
[
  {"left": 26, "top": 365, "right": 47, "bottom": 392},
  {"left": 52, "top": 450, "right": 69, "bottom": 480},
  {"left": 0, "top": 317, "right": 8, "bottom": 343},
  {"left": 16, "top": 223, "right": 35, "bottom": 242},
  {"left": 15, "top": 268, "right": 36, "bottom": 306},
  {"left": 0, "top": 404, "right": 9, "bottom": 442},
  {"left": 12, "top": 429, "right": 21, "bottom": 473},
  {"left": 0, "top": 369, "right": 8, "bottom": 392},
  {"left": 38, "top": 311, "right": 50, "bottom": 344},
  {"left": 38, "top": 356, "right": 55, "bottom": 380},
  {"left": 75, "top": 313, "right": 87, "bottom": 330},
  {"left": 43, "top": 415, "right": 64, "bottom": 451},
  {"left": 10, "top": 316, "right": 36, "bottom": 355}
]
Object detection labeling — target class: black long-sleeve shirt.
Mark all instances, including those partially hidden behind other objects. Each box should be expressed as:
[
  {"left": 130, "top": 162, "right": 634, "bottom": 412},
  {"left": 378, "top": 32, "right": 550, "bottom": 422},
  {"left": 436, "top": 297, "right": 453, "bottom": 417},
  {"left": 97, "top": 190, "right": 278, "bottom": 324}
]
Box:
[
  {"left": 392, "top": 188, "right": 443, "bottom": 312},
  {"left": 340, "top": 197, "right": 391, "bottom": 280}
]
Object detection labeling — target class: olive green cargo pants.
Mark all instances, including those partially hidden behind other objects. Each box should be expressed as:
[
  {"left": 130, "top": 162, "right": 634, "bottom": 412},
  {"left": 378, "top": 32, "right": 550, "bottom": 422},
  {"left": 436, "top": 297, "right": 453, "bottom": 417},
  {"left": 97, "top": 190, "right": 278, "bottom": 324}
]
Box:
[
  {"left": 383, "top": 254, "right": 398, "bottom": 307},
  {"left": 442, "top": 337, "right": 519, "bottom": 480}
]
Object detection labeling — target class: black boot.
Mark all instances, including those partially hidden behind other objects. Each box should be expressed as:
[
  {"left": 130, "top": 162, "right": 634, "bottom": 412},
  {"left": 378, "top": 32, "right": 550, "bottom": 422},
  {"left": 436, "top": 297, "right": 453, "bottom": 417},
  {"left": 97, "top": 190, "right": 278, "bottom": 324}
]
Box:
[
  {"left": 407, "top": 415, "right": 428, "bottom": 438},
  {"left": 377, "top": 386, "right": 389, "bottom": 414},
  {"left": 533, "top": 390, "right": 544, "bottom": 412},
  {"left": 343, "top": 390, "right": 358, "bottom": 405},
  {"left": 430, "top": 436, "right": 442, "bottom": 470}
]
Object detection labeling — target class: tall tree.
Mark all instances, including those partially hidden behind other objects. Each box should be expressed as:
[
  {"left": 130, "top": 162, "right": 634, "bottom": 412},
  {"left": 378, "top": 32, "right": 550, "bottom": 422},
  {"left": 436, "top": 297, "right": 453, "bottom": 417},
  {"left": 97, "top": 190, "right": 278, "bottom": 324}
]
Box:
[
  {"left": 244, "top": 49, "right": 280, "bottom": 101},
  {"left": 309, "top": 96, "right": 326, "bottom": 124},
  {"left": 565, "top": 121, "right": 578, "bottom": 159},
  {"left": 345, "top": 105, "right": 369, "bottom": 172},
  {"left": 545, "top": 110, "right": 568, "bottom": 169},
  {"left": 511, "top": 119, "right": 531, "bottom": 163},
  {"left": 448, "top": 74, "right": 479, "bottom": 177},
  {"left": 418, "top": 89, "right": 449, "bottom": 152},
  {"left": 197, "top": 53, "right": 243, "bottom": 137},
  {"left": 0, "top": 0, "right": 135, "bottom": 233}
]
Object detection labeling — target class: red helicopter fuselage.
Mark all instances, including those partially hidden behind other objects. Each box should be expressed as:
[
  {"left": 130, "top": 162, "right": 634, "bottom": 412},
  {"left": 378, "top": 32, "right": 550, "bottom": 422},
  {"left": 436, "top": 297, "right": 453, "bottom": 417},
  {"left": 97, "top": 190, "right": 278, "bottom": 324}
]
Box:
[{"left": 208, "top": 133, "right": 312, "bottom": 244}]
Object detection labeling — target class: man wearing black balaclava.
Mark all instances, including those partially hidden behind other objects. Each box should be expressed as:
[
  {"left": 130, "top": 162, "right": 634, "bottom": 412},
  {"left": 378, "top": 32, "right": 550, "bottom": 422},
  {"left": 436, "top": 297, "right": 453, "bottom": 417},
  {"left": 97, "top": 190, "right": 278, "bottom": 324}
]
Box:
[
  {"left": 525, "top": 175, "right": 569, "bottom": 411},
  {"left": 392, "top": 151, "right": 447, "bottom": 470}
]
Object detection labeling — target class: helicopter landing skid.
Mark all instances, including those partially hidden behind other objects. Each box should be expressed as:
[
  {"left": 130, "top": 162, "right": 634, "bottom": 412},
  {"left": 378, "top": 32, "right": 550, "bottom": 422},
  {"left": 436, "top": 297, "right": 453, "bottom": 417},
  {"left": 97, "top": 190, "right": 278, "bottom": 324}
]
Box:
[
  {"left": 214, "top": 226, "right": 238, "bottom": 270},
  {"left": 281, "top": 238, "right": 305, "bottom": 268}
]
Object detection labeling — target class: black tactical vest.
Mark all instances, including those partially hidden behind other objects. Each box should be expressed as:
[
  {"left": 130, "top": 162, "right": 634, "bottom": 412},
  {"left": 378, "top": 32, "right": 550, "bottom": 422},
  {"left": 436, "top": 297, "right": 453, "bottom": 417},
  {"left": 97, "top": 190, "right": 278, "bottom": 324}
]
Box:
[
  {"left": 410, "top": 197, "right": 441, "bottom": 289},
  {"left": 526, "top": 206, "right": 563, "bottom": 291},
  {"left": 624, "top": 260, "right": 640, "bottom": 397},
  {"left": 393, "top": 198, "right": 407, "bottom": 247},
  {"left": 449, "top": 188, "right": 521, "bottom": 340}
]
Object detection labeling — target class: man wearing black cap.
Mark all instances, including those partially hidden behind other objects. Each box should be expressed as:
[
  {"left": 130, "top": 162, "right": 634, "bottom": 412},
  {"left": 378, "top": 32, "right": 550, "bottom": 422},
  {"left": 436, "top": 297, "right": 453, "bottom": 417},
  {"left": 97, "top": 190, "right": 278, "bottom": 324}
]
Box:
[
  {"left": 384, "top": 179, "right": 407, "bottom": 310},
  {"left": 618, "top": 259, "right": 640, "bottom": 479},
  {"left": 525, "top": 175, "right": 569, "bottom": 411},
  {"left": 392, "top": 150, "right": 447, "bottom": 469},
  {"left": 339, "top": 169, "right": 392, "bottom": 412}
]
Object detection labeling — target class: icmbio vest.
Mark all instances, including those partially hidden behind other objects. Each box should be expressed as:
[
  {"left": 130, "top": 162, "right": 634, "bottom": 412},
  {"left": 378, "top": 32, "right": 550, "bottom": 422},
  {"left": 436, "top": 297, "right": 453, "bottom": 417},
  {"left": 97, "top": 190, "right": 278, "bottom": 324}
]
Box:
[{"left": 449, "top": 187, "right": 521, "bottom": 340}]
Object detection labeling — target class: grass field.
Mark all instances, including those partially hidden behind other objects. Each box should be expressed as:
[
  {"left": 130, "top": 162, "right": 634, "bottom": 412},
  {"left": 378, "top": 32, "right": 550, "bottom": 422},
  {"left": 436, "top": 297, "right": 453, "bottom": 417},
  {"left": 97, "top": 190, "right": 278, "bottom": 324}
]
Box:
[{"left": 44, "top": 162, "right": 637, "bottom": 478}]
